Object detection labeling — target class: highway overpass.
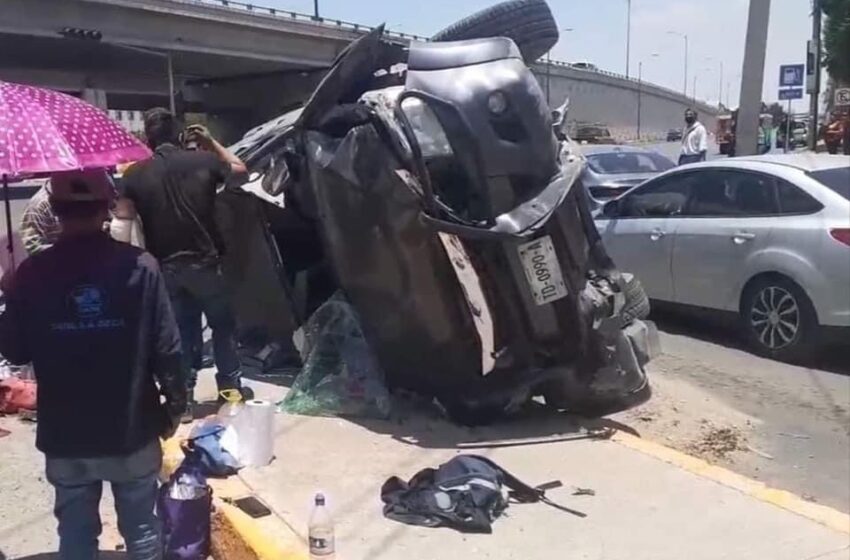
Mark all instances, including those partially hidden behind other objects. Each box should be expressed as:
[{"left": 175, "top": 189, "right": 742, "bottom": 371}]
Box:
[{"left": 0, "top": 0, "right": 718, "bottom": 141}]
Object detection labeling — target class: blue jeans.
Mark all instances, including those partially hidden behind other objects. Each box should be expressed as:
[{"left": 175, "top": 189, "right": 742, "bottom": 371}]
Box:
[
  {"left": 162, "top": 259, "right": 242, "bottom": 393},
  {"left": 46, "top": 440, "right": 162, "bottom": 560}
]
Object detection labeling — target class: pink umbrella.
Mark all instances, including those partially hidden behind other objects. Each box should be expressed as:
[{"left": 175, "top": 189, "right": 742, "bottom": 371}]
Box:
[{"left": 0, "top": 80, "right": 152, "bottom": 266}]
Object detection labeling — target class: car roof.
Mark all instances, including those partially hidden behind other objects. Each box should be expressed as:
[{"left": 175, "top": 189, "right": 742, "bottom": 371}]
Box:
[
  {"left": 581, "top": 144, "right": 656, "bottom": 155},
  {"left": 729, "top": 153, "right": 848, "bottom": 172}
]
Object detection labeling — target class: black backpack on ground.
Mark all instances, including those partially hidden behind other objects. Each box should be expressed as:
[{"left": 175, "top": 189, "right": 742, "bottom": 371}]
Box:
[{"left": 380, "top": 454, "right": 583, "bottom": 534}]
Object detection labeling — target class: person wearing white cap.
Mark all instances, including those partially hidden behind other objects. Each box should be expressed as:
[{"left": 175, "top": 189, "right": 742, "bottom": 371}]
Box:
[{"left": 0, "top": 168, "right": 186, "bottom": 560}]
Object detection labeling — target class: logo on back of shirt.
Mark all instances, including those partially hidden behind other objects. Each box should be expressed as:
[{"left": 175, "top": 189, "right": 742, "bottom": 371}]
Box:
[
  {"left": 51, "top": 284, "right": 125, "bottom": 332},
  {"left": 70, "top": 285, "right": 104, "bottom": 318}
]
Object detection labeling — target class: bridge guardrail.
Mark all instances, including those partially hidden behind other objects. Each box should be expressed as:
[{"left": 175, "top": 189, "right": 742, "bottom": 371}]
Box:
[
  {"left": 179, "top": 0, "right": 714, "bottom": 110},
  {"left": 184, "top": 0, "right": 429, "bottom": 41}
]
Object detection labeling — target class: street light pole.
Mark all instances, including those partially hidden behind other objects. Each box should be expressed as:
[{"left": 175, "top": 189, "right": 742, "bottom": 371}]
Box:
[
  {"left": 693, "top": 75, "right": 698, "bottom": 103},
  {"left": 667, "top": 31, "right": 689, "bottom": 96},
  {"left": 313, "top": 0, "right": 320, "bottom": 20},
  {"left": 719, "top": 60, "right": 724, "bottom": 109},
  {"left": 637, "top": 61, "right": 642, "bottom": 139},
  {"left": 626, "top": 0, "right": 632, "bottom": 78},
  {"left": 546, "top": 28, "right": 574, "bottom": 107}
]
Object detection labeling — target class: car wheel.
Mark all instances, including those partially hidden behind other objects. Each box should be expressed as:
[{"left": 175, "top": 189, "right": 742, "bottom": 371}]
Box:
[
  {"left": 741, "top": 276, "right": 818, "bottom": 362},
  {"left": 431, "top": 0, "right": 559, "bottom": 63}
]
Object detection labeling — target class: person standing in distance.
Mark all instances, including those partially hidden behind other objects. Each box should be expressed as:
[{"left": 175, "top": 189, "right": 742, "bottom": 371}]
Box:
[
  {"left": 679, "top": 108, "right": 708, "bottom": 165},
  {"left": 114, "top": 109, "right": 251, "bottom": 416},
  {"left": 0, "top": 169, "right": 186, "bottom": 560}
]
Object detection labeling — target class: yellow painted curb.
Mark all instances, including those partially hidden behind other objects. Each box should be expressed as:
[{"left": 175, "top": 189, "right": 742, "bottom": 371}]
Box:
[
  {"left": 161, "top": 436, "right": 309, "bottom": 560},
  {"left": 211, "top": 495, "right": 308, "bottom": 560},
  {"left": 612, "top": 431, "right": 850, "bottom": 535}
]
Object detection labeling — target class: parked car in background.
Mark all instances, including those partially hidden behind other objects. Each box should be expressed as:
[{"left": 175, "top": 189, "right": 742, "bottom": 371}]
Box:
[
  {"left": 571, "top": 61, "right": 598, "bottom": 71},
  {"left": 666, "top": 128, "right": 683, "bottom": 142},
  {"left": 777, "top": 120, "right": 808, "bottom": 150},
  {"left": 580, "top": 145, "right": 675, "bottom": 203},
  {"left": 595, "top": 155, "right": 850, "bottom": 361},
  {"left": 573, "top": 124, "right": 615, "bottom": 144}
]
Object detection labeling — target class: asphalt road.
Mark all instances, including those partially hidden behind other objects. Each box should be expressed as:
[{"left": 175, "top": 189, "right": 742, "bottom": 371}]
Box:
[
  {"left": 616, "top": 307, "right": 850, "bottom": 513},
  {"left": 605, "top": 141, "right": 849, "bottom": 511}
]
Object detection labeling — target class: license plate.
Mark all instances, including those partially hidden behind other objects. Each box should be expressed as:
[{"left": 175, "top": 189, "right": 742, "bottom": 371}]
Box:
[{"left": 517, "top": 236, "right": 568, "bottom": 305}]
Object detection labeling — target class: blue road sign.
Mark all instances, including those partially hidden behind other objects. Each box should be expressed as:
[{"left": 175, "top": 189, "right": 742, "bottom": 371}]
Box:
[
  {"left": 778, "top": 88, "right": 803, "bottom": 100},
  {"left": 779, "top": 64, "right": 805, "bottom": 88}
]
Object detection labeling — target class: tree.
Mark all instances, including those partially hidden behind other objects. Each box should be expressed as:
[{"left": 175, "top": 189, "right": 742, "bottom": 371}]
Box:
[{"left": 822, "top": 0, "right": 850, "bottom": 83}]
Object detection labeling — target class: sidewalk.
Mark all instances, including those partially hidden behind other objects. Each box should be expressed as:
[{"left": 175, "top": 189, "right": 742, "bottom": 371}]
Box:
[
  {"left": 2, "top": 369, "right": 847, "bottom": 559},
  {"left": 202, "top": 375, "right": 850, "bottom": 560}
]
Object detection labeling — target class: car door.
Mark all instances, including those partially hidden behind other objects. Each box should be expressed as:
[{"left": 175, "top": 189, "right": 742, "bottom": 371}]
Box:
[
  {"left": 671, "top": 169, "right": 779, "bottom": 311},
  {"left": 595, "top": 173, "right": 694, "bottom": 301}
]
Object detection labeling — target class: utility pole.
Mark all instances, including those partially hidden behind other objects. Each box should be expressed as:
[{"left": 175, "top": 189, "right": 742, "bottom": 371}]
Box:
[
  {"left": 808, "top": 0, "right": 822, "bottom": 150},
  {"left": 313, "top": 0, "right": 320, "bottom": 20},
  {"left": 693, "top": 75, "right": 698, "bottom": 103},
  {"left": 737, "top": 0, "right": 772, "bottom": 156}
]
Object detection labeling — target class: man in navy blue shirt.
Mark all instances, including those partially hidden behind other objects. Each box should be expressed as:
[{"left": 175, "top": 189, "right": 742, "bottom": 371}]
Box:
[{"left": 0, "top": 169, "right": 186, "bottom": 560}]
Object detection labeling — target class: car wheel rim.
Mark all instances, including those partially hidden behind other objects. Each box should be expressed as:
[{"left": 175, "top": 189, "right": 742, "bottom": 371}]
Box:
[{"left": 750, "top": 286, "right": 800, "bottom": 350}]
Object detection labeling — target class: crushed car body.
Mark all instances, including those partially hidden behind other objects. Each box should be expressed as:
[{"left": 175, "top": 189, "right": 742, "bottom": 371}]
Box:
[{"left": 225, "top": 11, "right": 659, "bottom": 424}]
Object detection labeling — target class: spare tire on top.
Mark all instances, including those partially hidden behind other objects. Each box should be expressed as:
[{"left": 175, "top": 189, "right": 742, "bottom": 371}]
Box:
[{"left": 431, "top": 0, "right": 560, "bottom": 63}]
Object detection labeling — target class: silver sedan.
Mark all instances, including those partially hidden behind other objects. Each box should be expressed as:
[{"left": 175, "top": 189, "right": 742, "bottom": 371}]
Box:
[
  {"left": 595, "top": 154, "right": 850, "bottom": 361},
  {"left": 580, "top": 145, "right": 675, "bottom": 203}
]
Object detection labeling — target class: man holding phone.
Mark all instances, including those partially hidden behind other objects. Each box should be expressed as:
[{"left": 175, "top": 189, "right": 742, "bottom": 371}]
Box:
[{"left": 114, "top": 109, "right": 250, "bottom": 418}]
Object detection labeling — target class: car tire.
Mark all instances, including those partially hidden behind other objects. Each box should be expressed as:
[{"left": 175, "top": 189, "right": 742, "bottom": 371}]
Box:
[
  {"left": 431, "top": 0, "right": 559, "bottom": 63},
  {"left": 619, "top": 273, "right": 651, "bottom": 327},
  {"left": 741, "top": 276, "right": 818, "bottom": 362}
]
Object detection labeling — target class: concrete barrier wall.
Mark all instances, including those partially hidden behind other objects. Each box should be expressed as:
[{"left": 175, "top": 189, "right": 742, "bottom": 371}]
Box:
[{"left": 534, "top": 63, "right": 720, "bottom": 142}]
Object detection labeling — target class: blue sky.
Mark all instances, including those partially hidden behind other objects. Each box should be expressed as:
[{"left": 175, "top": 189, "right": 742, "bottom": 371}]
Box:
[{"left": 264, "top": 0, "right": 817, "bottom": 112}]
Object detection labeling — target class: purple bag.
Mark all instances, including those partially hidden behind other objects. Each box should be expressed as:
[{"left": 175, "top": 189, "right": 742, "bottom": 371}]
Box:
[{"left": 158, "top": 466, "right": 213, "bottom": 560}]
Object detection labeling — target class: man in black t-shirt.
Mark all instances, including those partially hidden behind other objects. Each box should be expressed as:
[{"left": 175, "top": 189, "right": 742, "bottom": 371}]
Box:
[{"left": 116, "top": 108, "right": 250, "bottom": 413}]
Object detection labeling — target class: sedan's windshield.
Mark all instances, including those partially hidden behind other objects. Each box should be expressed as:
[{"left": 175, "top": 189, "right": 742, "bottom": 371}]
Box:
[
  {"left": 809, "top": 167, "right": 850, "bottom": 200},
  {"left": 587, "top": 151, "right": 676, "bottom": 175}
]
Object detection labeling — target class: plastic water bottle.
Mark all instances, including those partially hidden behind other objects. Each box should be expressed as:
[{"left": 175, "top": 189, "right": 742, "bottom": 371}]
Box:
[{"left": 309, "top": 493, "right": 335, "bottom": 559}]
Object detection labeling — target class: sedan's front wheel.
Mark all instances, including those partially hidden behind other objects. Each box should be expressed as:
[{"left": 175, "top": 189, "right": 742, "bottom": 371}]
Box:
[{"left": 741, "top": 276, "right": 817, "bottom": 362}]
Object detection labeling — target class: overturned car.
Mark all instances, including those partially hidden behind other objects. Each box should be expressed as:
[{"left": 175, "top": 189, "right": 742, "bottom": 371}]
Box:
[{"left": 221, "top": 4, "right": 658, "bottom": 424}]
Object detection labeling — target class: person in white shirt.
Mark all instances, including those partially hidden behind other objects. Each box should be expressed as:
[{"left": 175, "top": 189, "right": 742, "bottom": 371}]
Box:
[{"left": 679, "top": 108, "right": 708, "bottom": 165}]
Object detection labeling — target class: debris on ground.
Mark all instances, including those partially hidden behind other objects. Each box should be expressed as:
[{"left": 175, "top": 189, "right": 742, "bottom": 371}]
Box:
[
  {"left": 686, "top": 426, "right": 745, "bottom": 460},
  {"left": 744, "top": 444, "right": 774, "bottom": 460},
  {"left": 572, "top": 487, "right": 596, "bottom": 496}
]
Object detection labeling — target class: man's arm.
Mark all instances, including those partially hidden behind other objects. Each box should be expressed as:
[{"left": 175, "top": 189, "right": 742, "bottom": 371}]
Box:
[
  {"left": 20, "top": 198, "right": 57, "bottom": 256},
  {"left": 698, "top": 125, "right": 709, "bottom": 159},
  {"left": 145, "top": 257, "right": 187, "bottom": 436},
  {"left": 185, "top": 125, "right": 247, "bottom": 176},
  {"left": 0, "top": 270, "right": 31, "bottom": 365}
]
